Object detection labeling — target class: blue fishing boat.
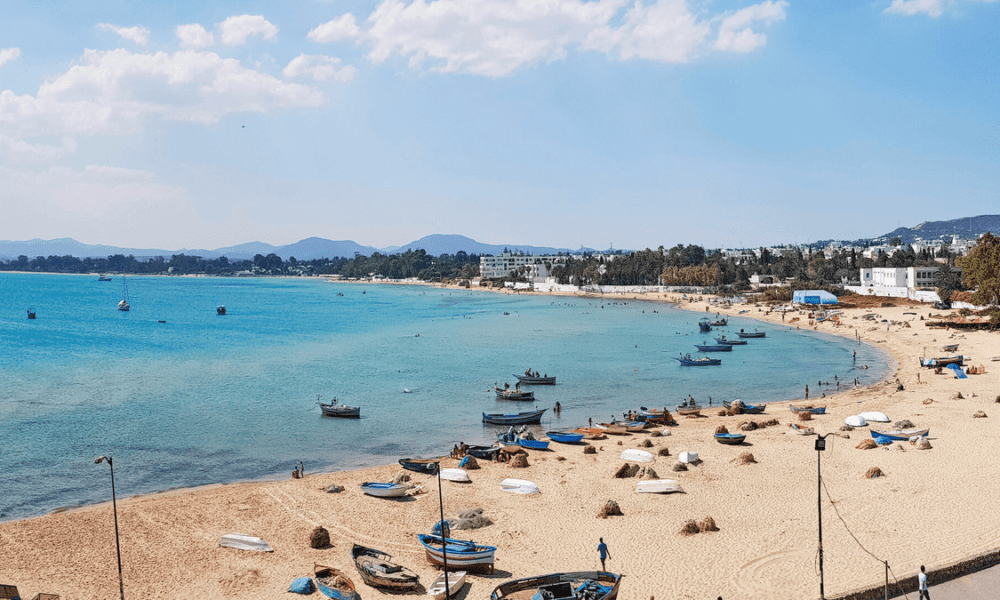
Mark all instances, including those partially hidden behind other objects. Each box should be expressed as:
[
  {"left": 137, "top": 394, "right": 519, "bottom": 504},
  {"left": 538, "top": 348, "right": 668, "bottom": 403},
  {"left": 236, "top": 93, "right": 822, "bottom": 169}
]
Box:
[
  {"left": 360, "top": 482, "right": 409, "bottom": 498},
  {"left": 314, "top": 564, "right": 359, "bottom": 600},
  {"left": 465, "top": 445, "right": 501, "bottom": 461},
  {"left": 546, "top": 431, "right": 584, "bottom": 444},
  {"left": 417, "top": 534, "right": 497, "bottom": 573},
  {"left": 736, "top": 330, "right": 766, "bottom": 338},
  {"left": 790, "top": 405, "right": 826, "bottom": 415},
  {"left": 498, "top": 430, "right": 550, "bottom": 450},
  {"left": 491, "top": 571, "right": 622, "bottom": 600},
  {"left": 483, "top": 409, "right": 546, "bottom": 425},
  {"left": 673, "top": 354, "right": 721, "bottom": 366},
  {"left": 398, "top": 458, "right": 440, "bottom": 475},
  {"left": 722, "top": 400, "right": 765, "bottom": 414},
  {"left": 870, "top": 427, "right": 929, "bottom": 441},
  {"left": 714, "top": 433, "right": 746, "bottom": 445},
  {"left": 698, "top": 318, "right": 712, "bottom": 332},
  {"left": 714, "top": 336, "right": 747, "bottom": 346},
  {"left": 695, "top": 343, "right": 733, "bottom": 352}
]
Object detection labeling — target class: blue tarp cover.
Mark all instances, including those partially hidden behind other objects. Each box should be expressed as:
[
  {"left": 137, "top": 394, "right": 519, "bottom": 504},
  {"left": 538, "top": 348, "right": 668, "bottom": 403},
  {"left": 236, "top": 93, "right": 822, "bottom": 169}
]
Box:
[
  {"left": 793, "top": 290, "right": 838, "bottom": 305},
  {"left": 288, "top": 577, "right": 315, "bottom": 594}
]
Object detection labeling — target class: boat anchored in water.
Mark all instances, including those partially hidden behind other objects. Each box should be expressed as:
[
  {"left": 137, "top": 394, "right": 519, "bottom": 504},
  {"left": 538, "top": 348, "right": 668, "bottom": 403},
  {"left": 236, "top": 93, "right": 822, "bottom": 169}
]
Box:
[
  {"left": 318, "top": 396, "right": 361, "bottom": 418},
  {"left": 117, "top": 274, "right": 130, "bottom": 312}
]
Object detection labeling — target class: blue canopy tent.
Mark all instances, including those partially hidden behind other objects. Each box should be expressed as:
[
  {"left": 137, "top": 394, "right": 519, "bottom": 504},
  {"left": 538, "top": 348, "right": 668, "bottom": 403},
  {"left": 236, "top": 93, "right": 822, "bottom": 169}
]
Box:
[{"left": 792, "top": 290, "right": 839, "bottom": 305}]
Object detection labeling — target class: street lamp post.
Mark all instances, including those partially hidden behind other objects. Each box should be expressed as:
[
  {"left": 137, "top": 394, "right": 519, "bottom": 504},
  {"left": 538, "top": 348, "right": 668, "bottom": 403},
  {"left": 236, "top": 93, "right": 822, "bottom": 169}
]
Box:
[
  {"left": 95, "top": 456, "right": 125, "bottom": 600},
  {"left": 814, "top": 435, "right": 828, "bottom": 600}
]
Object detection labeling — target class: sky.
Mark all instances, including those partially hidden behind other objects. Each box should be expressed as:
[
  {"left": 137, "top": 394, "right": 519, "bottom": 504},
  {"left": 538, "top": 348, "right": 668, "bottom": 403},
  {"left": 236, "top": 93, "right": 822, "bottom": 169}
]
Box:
[{"left": 0, "top": 0, "right": 997, "bottom": 252}]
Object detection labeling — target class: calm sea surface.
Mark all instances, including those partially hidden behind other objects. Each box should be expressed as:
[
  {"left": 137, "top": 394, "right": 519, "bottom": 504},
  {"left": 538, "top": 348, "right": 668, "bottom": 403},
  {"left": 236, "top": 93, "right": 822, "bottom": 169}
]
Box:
[{"left": 0, "top": 274, "right": 890, "bottom": 521}]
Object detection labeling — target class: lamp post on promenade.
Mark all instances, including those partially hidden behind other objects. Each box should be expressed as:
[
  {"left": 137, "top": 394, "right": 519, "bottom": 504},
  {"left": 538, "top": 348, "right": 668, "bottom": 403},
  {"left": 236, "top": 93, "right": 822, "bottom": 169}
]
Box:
[{"left": 95, "top": 455, "right": 125, "bottom": 600}]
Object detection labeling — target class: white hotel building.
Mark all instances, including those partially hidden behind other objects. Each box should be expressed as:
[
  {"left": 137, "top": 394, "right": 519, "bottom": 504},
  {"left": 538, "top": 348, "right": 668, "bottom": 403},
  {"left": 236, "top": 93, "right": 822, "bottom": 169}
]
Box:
[
  {"left": 846, "top": 266, "right": 959, "bottom": 301},
  {"left": 479, "top": 251, "right": 568, "bottom": 280}
]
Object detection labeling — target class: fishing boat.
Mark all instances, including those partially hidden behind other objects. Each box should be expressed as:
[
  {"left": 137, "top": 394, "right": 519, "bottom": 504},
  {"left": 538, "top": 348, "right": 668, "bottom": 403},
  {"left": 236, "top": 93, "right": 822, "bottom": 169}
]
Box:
[
  {"left": 498, "top": 430, "right": 550, "bottom": 450},
  {"left": 490, "top": 571, "right": 622, "bottom": 600},
  {"left": 673, "top": 354, "right": 721, "bottom": 366},
  {"left": 26, "top": 308, "right": 36, "bottom": 320},
  {"left": 359, "top": 482, "right": 410, "bottom": 498},
  {"left": 638, "top": 406, "right": 667, "bottom": 419},
  {"left": 465, "top": 445, "right": 501, "bottom": 460},
  {"left": 698, "top": 318, "right": 712, "bottom": 332},
  {"left": 714, "top": 433, "right": 747, "bottom": 445},
  {"left": 314, "top": 564, "right": 359, "bottom": 600},
  {"left": 919, "top": 355, "right": 964, "bottom": 368},
  {"left": 98, "top": 274, "right": 112, "bottom": 281},
  {"left": 710, "top": 318, "right": 728, "bottom": 326},
  {"left": 398, "top": 458, "right": 440, "bottom": 475},
  {"left": 546, "top": 431, "right": 584, "bottom": 444},
  {"left": 620, "top": 449, "right": 654, "bottom": 462},
  {"left": 714, "top": 336, "right": 747, "bottom": 346},
  {"left": 695, "top": 343, "right": 733, "bottom": 352},
  {"left": 596, "top": 422, "right": 628, "bottom": 435},
  {"left": 429, "top": 571, "right": 468, "bottom": 600},
  {"left": 500, "top": 478, "right": 540, "bottom": 494},
  {"left": 318, "top": 397, "right": 361, "bottom": 418},
  {"left": 870, "top": 428, "right": 929, "bottom": 441},
  {"left": 439, "top": 468, "right": 472, "bottom": 483},
  {"left": 570, "top": 427, "right": 606, "bottom": 440},
  {"left": 217, "top": 305, "right": 226, "bottom": 315},
  {"left": 620, "top": 421, "right": 648, "bottom": 433},
  {"left": 941, "top": 344, "right": 959, "bottom": 352},
  {"left": 513, "top": 373, "right": 557, "bottom": 385},
  {"left": 675, "top": 402, "right": 702, "bottom": 416},
  {"left": 351, "top": 544, "right": 419, "bottom": 591},
  {"left": 722, "top": 400, "right": 766, "bottom": 414},
  {"left": 117, "top": 274, "right": 130, "bottom": 311},
  {"left": 736, "top": 330, "right": 766, "bottom": 338},
  {"left": 790, "top": 405, "right": 826, "bottom": 415},
  {"left": 417, "top": 534, "right": 497, "bottom": 573},
  {"left": 482, "top": 409, "right": 546, "bottom": 425},
  {"left": 495, "top": 386, "right": 535, "bottom": 401},
  {"left": 636, "top": 479, "right": 683, "bottom": 494}
]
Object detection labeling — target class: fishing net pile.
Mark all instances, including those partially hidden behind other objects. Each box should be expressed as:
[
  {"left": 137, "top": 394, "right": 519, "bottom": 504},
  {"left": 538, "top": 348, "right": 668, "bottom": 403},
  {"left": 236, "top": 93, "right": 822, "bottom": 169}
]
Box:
[
  {"left": 672, "top": 462, "right": 688, "bottom": 472},
  {"left": 714, "top": 425, "right": 729, "bottom": 434},
  {"left": 583, "top": 446, "right": 597, "bottom": 455},
  {"left": 974, "top": 411, "right": 988, "bottom": 418},
  {"left": 637, "top": 466, "right": 659, "bottom": 480},
  {"left": 658, "top": 447, "right": 671, "bottom": 457},
  {"left": 613, "top": 463, "right": 640, "bottom": 478},
  {"left": 509, "top": 454, "right": 529, "bottom": 468},
  {"left": 856, "top": 439, "right": 878, "bottom": 450},
  {"left": 640, "top": 439, "right": 653, "bottom": 448},
  {"left": 797, "top": 411, "right": 812, "bottom": 422},
  {"left": 865, "top": 467, "right": 885, "bottom": 479},
  {"left": 679, "top": 516, "right": 719, "bottom": 536},
  {"left": 597, "top": 500, "right": 624, "bottom": 519},
  {"left": 732, "top": 452, "right": 757, "bottom": 465},
  {"left": 309, "top": 526, "right": 331, "bottom": 549}
]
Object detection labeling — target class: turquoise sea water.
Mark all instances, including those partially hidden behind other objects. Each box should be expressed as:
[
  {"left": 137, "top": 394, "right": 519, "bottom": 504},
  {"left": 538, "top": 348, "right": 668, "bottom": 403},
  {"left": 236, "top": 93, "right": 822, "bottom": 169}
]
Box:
[{"left": 0, "top": 274, "right": 889, "bottom": 521}]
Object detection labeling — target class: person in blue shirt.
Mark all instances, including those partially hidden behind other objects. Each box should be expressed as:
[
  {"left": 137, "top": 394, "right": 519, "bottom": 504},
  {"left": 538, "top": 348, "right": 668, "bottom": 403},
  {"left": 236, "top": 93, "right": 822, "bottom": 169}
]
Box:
[{"left": 598, "top": 538, "right": 610, "bottom": 571}]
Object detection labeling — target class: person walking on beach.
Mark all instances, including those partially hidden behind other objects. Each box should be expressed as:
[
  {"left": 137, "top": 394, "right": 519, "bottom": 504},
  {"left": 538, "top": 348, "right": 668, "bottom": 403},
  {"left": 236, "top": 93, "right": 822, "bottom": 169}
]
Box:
[
  {"left": 918, "top": 565, "right": 929, "bottom": 600},
  {"left": 598, "top": 538, "right": 610, "bottom": 571},
  {"left": 805, "top": 385, "right": 809, "bottom": 400}
]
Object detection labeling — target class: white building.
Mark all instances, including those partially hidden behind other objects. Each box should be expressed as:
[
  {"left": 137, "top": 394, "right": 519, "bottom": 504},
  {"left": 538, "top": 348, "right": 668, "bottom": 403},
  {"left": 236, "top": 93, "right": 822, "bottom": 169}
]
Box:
[
  {"left": 849, "top": 266, "right": 959, "bottom": 301},
  {"left": 479, "top": 250, "right": 567, "bottom": 280}
]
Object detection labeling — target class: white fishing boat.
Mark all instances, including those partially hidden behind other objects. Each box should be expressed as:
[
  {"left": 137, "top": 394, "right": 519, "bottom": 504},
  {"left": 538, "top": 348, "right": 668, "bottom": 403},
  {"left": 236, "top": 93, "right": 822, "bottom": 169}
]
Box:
[
  {"left": 859, "top": 411, "right": 890, "bottom": 423},
  {"left": 620, "top": 449, "right": 654, "bottom": 463},
  {"left": 845, "top": 415, "right": 867, "bottom": 427},
  {"left": 636, "top": 479, "right": 684, "bottom": 494},
  {"left": 117, "top": 274, "right": 130, "bottom": 311},
  {"left": 429, "top": 570, "right": 467, "bottom": 600},
  {"left": 439, "top": 468, "right": 471, "bottom": 483},
  {"left": 219, "top": 533, "right": 274, "bottom": 552},
  {"left": 500, "top": 478, "right": 539, "bottom": 494},
  {"left": 360, "top": 482, "right": 410, "bottom": 498}
]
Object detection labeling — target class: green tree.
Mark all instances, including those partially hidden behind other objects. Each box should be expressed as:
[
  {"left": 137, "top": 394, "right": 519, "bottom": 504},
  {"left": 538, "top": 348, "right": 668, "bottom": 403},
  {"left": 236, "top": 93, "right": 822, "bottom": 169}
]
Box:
[{"left": 957, "top": 233, "right": 1000, "bottom": 306}]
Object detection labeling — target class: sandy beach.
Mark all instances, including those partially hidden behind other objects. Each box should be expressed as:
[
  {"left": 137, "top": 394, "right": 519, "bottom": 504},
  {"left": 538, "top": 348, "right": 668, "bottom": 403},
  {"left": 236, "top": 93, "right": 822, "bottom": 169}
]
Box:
[{"left": 3, "top": 289, "right": 999, "bottom": 600}]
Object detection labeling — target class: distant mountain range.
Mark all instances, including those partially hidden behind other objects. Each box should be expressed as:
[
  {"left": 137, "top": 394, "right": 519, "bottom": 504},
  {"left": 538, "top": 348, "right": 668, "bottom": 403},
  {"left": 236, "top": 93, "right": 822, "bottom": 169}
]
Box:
[
  {"left": 0, "top": 234, "right": 593, "bottom": 261},
  {"left": 877, "top": 215, "right": 1000, "bottom": 245}
]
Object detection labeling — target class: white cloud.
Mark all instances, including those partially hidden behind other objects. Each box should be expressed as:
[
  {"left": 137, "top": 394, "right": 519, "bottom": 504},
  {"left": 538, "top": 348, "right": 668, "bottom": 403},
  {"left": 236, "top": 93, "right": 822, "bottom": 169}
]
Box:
[
  {"left": 0, "top": 135, "right": 76, "bottom": 164},
  {"left": 308, "top": 14, "right": 362, "bottom": 42},
  {"left": 884, "top": 0, "right": 947, "bottom": 16},
  {"left": 219, "top": 15, "right": 279, "bottom": 46},
  {"left": 283, "top": 54, "right": 357, "bottom": 82},
  {"left": 176, "top": 24, "right": 215, "bottom": 49},
  {"left": 97, "top": 23, "right": 150, "bottom": 46},
  {"left": 0, "top": 48, "right": 323, "bottom": 140},
  {"left": 0, "top": 47, "right": 20, "bottom": 68},
  {"left": 310, "top": 0, "right": 787, "bottom": 77},
  {"left": 715, "top": 1, "right": 788, "bottom": 53}
]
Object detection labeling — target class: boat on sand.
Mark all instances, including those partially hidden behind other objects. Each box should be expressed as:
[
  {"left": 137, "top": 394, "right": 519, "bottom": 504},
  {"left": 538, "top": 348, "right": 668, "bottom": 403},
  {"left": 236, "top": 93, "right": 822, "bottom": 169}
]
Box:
[
  {"left": 429, "top": 571, "right": 467, "bottom": 600},
  {"left": 490, "top": 571, "right": 622, "bottom": 600},
  {"left": 417, "top": 534, "right": 496, "bottom": 572},
  {"left": 314, "top": 564, "right": 359, "bottom": 600},
  {"left": 351, "top": 544, "right": 419, "bottom": 591}
]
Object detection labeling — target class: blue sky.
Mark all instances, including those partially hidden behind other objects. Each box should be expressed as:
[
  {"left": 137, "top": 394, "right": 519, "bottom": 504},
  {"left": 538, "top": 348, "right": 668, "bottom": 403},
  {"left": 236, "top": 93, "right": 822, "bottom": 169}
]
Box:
[{"left": 0, "top": 0, "right": 996, "bottom": 251}]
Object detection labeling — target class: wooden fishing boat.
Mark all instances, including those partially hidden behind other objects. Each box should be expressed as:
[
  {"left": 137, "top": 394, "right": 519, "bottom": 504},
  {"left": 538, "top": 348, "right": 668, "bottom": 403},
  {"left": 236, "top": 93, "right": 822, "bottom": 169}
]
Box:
[
  {"left": 714, "top": 336, "right": 747, "bottom": 345},
  {"left": 870, "top": 428, "right": 929, "bottom": 441},
  {"left": 722, "top": 400, "right": 765, "bottom": 414},
  {"left": 398, "top": 458, "right": 439, "bottom": 475},
  {"left": 694, "top": 344, "right": 733, "bottom": 352},
  {"left": 621, "top": 421, "right": 647, "bottom": 433},
  {"left": 790, "top": 405, "right": 826, "bottom": 415},
  {"left": 314, "top": 564, "right": 359, "bottom": 600},
  {"left": 359, "top": 482, "right": 409, "bottom": 498},
  {"left": 429, "top": 571, "right": 468, "bottom": 600},
  {"left": 98, "top": 274, "right": 112, "bottom": 281},
  {"left": 417, "top": 534, "right": 497, "bottom": 573},
  {"left": 698, "top": 318, "right": 712, "bottom": 332},
  {"left": 570, "top": 427, "right": 606, "bottom": 440},
  {"left": 710, "top": 318, "right": 728, "bottom": 326},
  {"left": 498, "top": 431, "right": 550, "bottom": 450},
  {"left": 673, "top": 354, "right": 722, "bottom": 366},
  {"left": 736, "top": 330, "right": 766, "bottom": 338},
  {"left": 638, "top": 406, "right": 667, "bottom": 418},
  {"left": 635, "top": 479, "right": 683, "bottom": 494},
  {"left": 919, "top": 355, "right": 964, "bottom": 368},
  {"left": 465, "top": 445, "right": 501, "bottom": 460},
  {"left": 482, "top": 409, "right": 546, "bottom": 425},
  {"left": 941, "top": 344, "right": 959, "bottom": 352},
  {"left": 596, "top": 422, "right": 628, "bottom": 435},
  {"left": 546, "top": 431, "right": 584, "bottom": 444},
  {"left": 495, "top": 387, "right": 535, "bottom": 401},
  {"left": 500, "top": 478, "right": 540, "bottom": 494},
  {"left": 318, "top": 397, "right": 361, "bottom": 418},
  {"left": 490, "top": 571, "right": 622, "bottom": 600},
  {"left": 26, "top": 308, "right": 36, "bottom": 319},
  {"left": 675, "top": 404, "right": 702, "bottom": 416},
  {"left": 351, "top": 544, "right": 419, "bottom": 591},
  {"left": 513, "top": 373, "right": 557, "bottom": 385},
  {"left": 216, "top": 305, "right": 226, "bottom": 315},
  {"left": 714, "top": 433, "right": 746, "bottom": 445}
]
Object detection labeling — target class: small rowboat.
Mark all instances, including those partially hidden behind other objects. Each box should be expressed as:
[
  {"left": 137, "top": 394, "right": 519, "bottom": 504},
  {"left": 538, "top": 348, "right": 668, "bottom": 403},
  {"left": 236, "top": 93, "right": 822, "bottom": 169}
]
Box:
[
  {"left": 498, "top": 432, "right": 550, "bottom": 450},
  {"left": 465, "top": 445, "right": 501, "bottom": 460},
  {"left": 429, "top": 571, "right": 468, "bottom": 600},
  {"left": 351, "top": 544, "right": 419, "bottom": 591},
  {"left": 920, "top": 355, "right": 964, "bottom": 368},
  {"left": 636, "top": 479, "right": 683, "bottom": 494},
  {"left": 676, "top": 405, "right": 702, "bottom": 416},
  {"left": 715, "top": 336, "right": 747, "bottom": 345},
  {"left": 495, "top": 388, "right": 535, "bottom": 401},
  {"left": 942, "top": 344, "right": 959, "bottom": 352},
  {"left": 674, "top": 355, "right": 722, "bottom": 366},
  {"left": 398, "top": 458, "right": 439, "bottom": 475},
  {"left": 417, "top": 534, "right": 496, "bottom": 572},
  {"left": 695, "top": 344, "right": 733, "bottom": 352},
  {"left": 570, "top": 427, "right": 606, "bottom": 440},
  {"left": 790, "top": 405, "right": 826, "bottom": 415},
  {"left": 614, "top": 420, "right": 647, "bottom": 433},
  {"left": 314, "top": 564, "right": 359, "bottom": 600},
  {"left": 500, "top": 478, "right": 539, "bottom": 494},
  {"left": 439, "top": 468, "right": 472, "bottom": 483},
  {"left": 710, "top": 318, "right": 728, "bottom": 326},
  {"left": 736, "top": 330, "right": 766, "bottom": 338},
  {"left": 513, "top": 373, "right": 556, "bottom": 385},
  {"left": 318, "top": 397, "right": 361, "bottom": 418},
  {"left": 546, "top": 431, "right": 584, "bottom": 444},
  {"left": 699, "top": 318, "right": 712, "bottom": 332},
  {"left": 638, "top": 406, "right": 667, "bottom": 418},
  {"left": 596, "top": 422, "right": 628, "bottom": 435},
  {"left": 360, "top": 482, "right": 409, "bottom": 498},
  {"left": 491, "top": 571, "right": 622, "bottom": 600},
  {"left": 482, "top": 409, "right": 546, "bottom": 425},
  {"left": 722, "top": 400, "right": 765, "bottom": 414},
  {"left": 714, "top": 433, "right": 746, "bottom": 445},
  {"left": 870, "top": 428, "right": 929, "bottom": 441}
]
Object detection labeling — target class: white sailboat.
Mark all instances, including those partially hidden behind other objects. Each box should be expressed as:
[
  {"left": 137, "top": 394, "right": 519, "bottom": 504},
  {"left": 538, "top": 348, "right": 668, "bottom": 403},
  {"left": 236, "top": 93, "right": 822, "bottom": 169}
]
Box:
[{"left": 117, "top": 274, "right": 130, "bottom": 311}]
